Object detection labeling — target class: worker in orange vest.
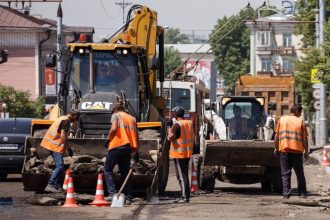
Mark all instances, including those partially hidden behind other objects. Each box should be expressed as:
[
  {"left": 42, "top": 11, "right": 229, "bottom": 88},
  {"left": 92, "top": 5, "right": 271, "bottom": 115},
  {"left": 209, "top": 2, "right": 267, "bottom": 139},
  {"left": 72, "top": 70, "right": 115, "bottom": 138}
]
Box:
[
  {"left": 104, "top": 102, "right": 139, "bottom": 205},
  {"left": 274, "top": 104, "right": 308, "bottom": 199},
  {"left": 42, "top": 111, "right": 79, "bottom": 193},
  {"left": 168, "top": 106, "right": 194, "bottom": 203}
]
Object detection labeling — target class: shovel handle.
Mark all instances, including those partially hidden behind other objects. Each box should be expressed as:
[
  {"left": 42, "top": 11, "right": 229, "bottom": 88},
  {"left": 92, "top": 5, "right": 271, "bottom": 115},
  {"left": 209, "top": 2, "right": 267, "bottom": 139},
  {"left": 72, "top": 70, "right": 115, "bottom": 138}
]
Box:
[{"left": 118, "top": 168, "right": 133, "bottom": 195}]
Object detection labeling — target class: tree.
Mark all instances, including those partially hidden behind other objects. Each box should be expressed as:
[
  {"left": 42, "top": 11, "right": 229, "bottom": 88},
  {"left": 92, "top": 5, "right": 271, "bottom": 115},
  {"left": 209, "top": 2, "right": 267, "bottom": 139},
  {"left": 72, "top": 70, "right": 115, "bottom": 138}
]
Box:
[
  {"left": 164, "top": 28, "right": 189, "bottom": 44},
  {"left": 294, "top": 0, "right": 330, "bottom": 113},
  {"left": 0, "top": 84, "right": 45, "bottom": 118},
  {"left": 210, "top": 8, "right": 254, "bottom": 94},
  {"left": 164, "top": 47, "right": 182, "bottom": 76}
]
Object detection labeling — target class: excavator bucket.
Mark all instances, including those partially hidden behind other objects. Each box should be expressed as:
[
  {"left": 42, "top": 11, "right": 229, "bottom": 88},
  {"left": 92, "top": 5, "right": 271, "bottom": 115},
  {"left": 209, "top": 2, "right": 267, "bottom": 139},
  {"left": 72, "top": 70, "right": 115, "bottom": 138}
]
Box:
[
  {"left": 22, "top": 136, "right": 161, "bottom": 192},
  {"left": 203, "top": 140, "right": 279, "bottom": 167}
]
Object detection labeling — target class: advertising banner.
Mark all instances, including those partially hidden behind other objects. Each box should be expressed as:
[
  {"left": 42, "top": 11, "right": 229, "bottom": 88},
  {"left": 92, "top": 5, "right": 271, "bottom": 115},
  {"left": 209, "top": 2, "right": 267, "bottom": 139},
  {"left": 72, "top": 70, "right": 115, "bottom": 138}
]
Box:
[
  {"left": 186, "top": 61, "right": 211, "bottom": 89},
  {"left": 45, "top": 68, "right": 56, "bottom": 95}
]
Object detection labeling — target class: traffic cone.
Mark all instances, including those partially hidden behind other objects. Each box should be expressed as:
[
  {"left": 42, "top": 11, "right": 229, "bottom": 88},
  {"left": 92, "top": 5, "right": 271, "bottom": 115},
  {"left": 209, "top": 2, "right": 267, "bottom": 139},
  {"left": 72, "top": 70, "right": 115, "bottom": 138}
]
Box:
[
  {"left": 190, "top": 162, "right": 199, "bottom": 193},
  {"left": 62, "top": 169, "right": 70, "bottom": 191},
  {"left": 322, "top": 146, "right": 330, "bottom": 166},
  {"left": 62, "top": 177, "right": 78, "bottom": 208},
  {"left": 89, "top": 173, "right": 109, "bottom": 207}
]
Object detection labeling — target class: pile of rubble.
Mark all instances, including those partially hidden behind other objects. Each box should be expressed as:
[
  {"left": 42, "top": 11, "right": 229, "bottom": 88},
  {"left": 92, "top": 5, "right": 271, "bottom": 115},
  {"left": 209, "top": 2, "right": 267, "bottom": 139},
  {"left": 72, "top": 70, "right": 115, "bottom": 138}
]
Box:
[{"left": 24, "top": 155, "right": 157, "bottom": 175}]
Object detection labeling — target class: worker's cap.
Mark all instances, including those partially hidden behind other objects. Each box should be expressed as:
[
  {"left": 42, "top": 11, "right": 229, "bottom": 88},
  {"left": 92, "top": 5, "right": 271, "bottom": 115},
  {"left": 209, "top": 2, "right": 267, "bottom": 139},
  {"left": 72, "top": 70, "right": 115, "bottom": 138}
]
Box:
[
  {"left": 111, "top": 102, "right": 124, "bottom": 113},
  {"left": 172, "top": 106, "right": 185, "bottom": 118},
  {"left": 67, "top": 110, "right": 80, "bottom": 119}
]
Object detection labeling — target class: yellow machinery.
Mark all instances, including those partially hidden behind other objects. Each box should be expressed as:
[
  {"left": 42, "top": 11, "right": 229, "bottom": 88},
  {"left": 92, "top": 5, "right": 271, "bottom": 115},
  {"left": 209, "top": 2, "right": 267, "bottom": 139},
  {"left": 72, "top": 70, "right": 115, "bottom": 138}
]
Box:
[{"left": 23, "top": 5, "right": 169, "bottom": 194}]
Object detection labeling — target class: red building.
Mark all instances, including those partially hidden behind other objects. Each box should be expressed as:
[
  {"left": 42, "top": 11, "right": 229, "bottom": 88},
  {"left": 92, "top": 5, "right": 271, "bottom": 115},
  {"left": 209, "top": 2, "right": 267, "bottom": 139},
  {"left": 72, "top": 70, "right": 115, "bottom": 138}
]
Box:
[{"left": 0, "top": 5, "right": 94, "bottom": 103}]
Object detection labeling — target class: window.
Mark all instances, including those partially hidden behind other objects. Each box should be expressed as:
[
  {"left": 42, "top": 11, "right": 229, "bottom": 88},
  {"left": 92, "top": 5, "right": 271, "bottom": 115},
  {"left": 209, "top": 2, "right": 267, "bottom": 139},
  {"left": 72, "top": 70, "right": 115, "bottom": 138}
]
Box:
[
  {"left": 257, "top": 32, "right": 271, "bottom": 46},
  {"left": 283, "top": 58, "right": 293, "bottom": 70},
  {"left": 217, "top": 80, "right": 225, "bottom": 88},
  {"left": 261, "top": 58, "right": 272, "bottom": 71},
  {"left": 283, "top": 33, "right": 292, "bottom": 47}
]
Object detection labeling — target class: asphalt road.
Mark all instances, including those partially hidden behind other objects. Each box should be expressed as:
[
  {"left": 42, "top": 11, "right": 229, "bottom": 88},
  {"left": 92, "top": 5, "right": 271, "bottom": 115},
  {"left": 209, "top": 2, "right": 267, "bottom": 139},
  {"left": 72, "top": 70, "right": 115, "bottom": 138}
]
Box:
[{"left": 1, "top": 158, "right": 330, "bottom": 220}]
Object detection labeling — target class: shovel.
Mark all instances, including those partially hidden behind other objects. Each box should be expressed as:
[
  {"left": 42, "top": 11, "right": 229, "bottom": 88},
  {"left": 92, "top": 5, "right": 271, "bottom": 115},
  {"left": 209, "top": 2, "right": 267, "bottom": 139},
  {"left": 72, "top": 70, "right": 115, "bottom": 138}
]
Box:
[{"left": 111, "top": 168, "right": 134, "bottom": 207}]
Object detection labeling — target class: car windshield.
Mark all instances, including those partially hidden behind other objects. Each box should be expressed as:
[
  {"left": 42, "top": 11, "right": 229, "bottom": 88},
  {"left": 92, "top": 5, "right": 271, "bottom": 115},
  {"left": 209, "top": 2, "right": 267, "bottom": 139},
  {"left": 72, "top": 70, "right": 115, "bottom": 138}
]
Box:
[
  {"left": 224, "top": 101, "right": 262, "bottom": 140},
  {"left": 160, "top": 88, "right": 191, "bottom": 111}
]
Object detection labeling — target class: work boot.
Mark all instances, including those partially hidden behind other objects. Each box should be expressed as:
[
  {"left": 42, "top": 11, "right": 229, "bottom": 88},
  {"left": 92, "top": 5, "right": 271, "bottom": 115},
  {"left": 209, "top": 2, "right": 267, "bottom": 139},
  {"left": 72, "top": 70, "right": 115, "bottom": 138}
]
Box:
[
  {"left": 282, "top": 195, "right": 290, "bottom": 200},
  {"left": 299, "top": 194, "right": 307, "bottom": 199},
  {"left": 174, "top": 198, "right": 189, "bottom": 203},
  {"left": 105, "top": 195, "right": 113, "bottom": 202},
  {"left": 44, "top": 184, "right": 62, "bottom": 193}
]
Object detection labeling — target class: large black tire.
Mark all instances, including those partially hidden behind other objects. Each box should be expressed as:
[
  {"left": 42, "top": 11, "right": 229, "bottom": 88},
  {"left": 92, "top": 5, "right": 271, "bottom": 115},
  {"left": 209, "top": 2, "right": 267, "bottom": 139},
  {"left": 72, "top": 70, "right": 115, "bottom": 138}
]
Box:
[
  {"left": 261, "top": 167, "right": 282, "bottom": 193},
  {"left": 261, "top": 167, "right": 272, "bottom": 192},
  {"left": 197, "top": 157, "right": 215, "bottom": 191},
  {"left": 0, "top": 172, "right": 8, "bottom": 181},
  {"left": 271, "top": 167, "right": 283, "bottom": 193},
  {"left": 158, "top": 139, "right": 170, "bottom": 195}
]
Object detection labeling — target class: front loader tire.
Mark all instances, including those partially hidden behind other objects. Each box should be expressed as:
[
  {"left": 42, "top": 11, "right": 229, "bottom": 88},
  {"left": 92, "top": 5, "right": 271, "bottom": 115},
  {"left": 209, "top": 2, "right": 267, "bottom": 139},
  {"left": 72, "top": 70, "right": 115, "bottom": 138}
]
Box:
[{"left": 197, "top": 157, "right": 215, "bottom": 192}]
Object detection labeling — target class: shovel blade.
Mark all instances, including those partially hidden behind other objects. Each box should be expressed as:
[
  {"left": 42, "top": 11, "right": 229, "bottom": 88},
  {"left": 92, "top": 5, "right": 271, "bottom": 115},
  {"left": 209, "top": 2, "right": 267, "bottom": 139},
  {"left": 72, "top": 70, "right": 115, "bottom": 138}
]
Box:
[{"left": 111, "top": 193, "right": 125, "bottom": 207}]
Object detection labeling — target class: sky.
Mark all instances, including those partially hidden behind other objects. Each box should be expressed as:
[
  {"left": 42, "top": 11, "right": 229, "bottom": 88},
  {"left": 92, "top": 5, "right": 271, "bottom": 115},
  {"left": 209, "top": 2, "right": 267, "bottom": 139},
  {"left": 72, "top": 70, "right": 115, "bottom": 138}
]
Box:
[{"left": 2, "top": 0, "right": 286, "bottom": 40}]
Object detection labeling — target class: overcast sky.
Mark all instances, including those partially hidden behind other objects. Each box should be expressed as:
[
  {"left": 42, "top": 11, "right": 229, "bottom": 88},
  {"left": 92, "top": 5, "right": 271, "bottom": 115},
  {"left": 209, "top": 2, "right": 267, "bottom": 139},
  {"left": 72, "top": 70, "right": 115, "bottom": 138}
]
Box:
[{"left": 5, "top": 0, "right": 286, "bottom": 39}]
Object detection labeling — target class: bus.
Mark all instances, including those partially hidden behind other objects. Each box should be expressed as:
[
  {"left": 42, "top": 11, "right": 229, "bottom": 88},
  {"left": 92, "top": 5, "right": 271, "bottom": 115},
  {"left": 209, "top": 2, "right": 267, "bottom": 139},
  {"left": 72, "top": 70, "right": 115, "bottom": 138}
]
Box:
[{"left": 156, "top": 79, "right": 210, "bottom": 152}]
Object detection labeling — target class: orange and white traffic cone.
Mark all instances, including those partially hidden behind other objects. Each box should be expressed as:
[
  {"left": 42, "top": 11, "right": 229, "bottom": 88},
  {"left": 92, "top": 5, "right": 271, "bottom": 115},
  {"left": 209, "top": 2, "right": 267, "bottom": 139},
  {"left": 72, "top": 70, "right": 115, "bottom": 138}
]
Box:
[
  {"left": 62, "top": 169, "right": 70, "bottom": 191},
  {"left": 322, "top": 146, "right": 330, "bottom": 166},
  {"left": 190, "top": 162, "right": 199, "bottom": 193},
  {"left": 62, "top": 177, "right": 78, "bottom": 208},
  {"left": 89, "top": 173, "right": 109, "bottom": 207}
]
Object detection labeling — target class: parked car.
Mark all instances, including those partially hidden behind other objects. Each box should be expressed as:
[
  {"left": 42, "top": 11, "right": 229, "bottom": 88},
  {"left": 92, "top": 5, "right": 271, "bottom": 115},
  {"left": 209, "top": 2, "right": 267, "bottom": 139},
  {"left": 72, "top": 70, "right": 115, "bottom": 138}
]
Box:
[{"left": 0, "top": 118, "right": 32, "bottom": 181}]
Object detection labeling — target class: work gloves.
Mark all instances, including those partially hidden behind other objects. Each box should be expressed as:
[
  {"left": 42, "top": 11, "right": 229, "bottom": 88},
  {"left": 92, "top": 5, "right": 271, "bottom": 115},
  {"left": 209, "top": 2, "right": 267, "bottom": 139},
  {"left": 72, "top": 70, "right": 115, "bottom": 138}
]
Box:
[
  {"left": 131, "top": 152, "right": 140, "bottom": 163},
  {"left": 68, "top": 148, "right": 73, "bottom": 157},
  {"left": 104, "top": 140, "right": 110, "bottom": 149},
  {"left": 166, "top": 120, "right": 173, "bottom": 128}
]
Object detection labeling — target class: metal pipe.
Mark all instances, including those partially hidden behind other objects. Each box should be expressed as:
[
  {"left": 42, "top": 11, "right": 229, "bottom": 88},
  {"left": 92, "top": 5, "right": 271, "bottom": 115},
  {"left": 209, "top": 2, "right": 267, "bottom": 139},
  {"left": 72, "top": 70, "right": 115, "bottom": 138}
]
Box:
[{"left": 56, "top": 3, "right": 63, "bottom": 94}]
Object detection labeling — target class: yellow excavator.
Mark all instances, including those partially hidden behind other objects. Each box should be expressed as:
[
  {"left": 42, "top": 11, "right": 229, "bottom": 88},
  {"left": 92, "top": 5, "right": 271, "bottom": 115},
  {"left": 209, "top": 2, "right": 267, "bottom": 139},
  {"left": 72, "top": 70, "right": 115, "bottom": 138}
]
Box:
[{"left": 23, "top": 5, "right": 169, "bottom": 194}]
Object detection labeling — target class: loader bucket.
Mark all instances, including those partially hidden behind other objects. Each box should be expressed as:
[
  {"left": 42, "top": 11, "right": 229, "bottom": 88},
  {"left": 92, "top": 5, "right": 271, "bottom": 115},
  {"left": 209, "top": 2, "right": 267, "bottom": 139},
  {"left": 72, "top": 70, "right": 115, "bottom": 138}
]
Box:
[
  {"left": 203, "top": 140, "right": 279, "bottom": 167},
  {"left": 23, "top": 137, "right": 161, "bottom": 192}
]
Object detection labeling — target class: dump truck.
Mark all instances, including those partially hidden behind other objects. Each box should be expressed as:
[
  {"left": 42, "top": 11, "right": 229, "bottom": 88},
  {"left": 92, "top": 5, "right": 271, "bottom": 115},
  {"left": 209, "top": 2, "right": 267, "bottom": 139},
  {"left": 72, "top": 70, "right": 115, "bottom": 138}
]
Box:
[
  {"left": 22, "top": 5, "right": 169, "bottom": 194},
  {"left": 196, "top": 96, "right": 281, "bottom": 192}
]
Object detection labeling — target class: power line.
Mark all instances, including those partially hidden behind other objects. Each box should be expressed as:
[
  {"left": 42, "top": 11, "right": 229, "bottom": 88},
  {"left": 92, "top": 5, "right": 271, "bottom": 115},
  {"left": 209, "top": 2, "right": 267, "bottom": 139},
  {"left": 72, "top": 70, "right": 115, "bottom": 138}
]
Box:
[
  {"left": 115, "top": 0, "right": 132, "bottom": 24},
  {"left": 99, "top": 0, "right": 121, "bottom": 20}
]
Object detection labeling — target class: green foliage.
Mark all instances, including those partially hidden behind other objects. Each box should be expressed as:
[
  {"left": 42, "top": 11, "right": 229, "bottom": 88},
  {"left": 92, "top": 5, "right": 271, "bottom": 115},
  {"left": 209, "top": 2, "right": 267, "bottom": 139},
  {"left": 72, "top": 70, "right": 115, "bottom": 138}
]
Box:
[
  {"left": 210, "top": 8, "right": 254, "bottom": 94},
  {"left": 0, "top": 84, "right": 45, "bottom": 118},
  {"left": 164, "top": 47, "right": 182, "bottom": 76},
  {"left": 294, "top": 1, "right": 330, "bottom": 112},
  {"left": 164, "top": 28, "right": 189, "bottom": 44}
]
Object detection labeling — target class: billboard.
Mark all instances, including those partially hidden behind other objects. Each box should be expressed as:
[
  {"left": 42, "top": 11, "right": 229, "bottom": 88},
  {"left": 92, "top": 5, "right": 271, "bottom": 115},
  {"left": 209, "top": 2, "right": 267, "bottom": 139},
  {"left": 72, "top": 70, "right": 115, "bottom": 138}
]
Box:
[
  {"left": 186, "top": 60, "right": 211, "bottom": 89},
  {"left": 45, "top": 68, "right": 56, "bottom": 95}
]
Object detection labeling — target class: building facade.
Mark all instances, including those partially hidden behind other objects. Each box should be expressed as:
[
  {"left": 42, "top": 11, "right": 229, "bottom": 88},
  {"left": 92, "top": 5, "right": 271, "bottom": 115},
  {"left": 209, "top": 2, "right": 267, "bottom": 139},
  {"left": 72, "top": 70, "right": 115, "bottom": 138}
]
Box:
[
  {"left": 245, "top": 13, "right": 303, "bottom": 76},
  {"left": 0, "top": 5, "right": 93, "bottom": 103}
]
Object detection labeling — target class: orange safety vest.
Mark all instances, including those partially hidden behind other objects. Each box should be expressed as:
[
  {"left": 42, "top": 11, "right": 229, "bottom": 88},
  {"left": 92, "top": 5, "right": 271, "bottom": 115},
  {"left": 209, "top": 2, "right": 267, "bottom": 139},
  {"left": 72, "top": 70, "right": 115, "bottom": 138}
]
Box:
[
  {"left": 40, "top": 116, "right": 69, "bottom": 154},
  {"left": 170, "top": 119, "right": 194, "bottom": 159},
  {"left": 108, "top": 111, "right": 138, "bottom": 151},
  {"left": 275, "top": 115, "right": 307, "bottom": 153}
]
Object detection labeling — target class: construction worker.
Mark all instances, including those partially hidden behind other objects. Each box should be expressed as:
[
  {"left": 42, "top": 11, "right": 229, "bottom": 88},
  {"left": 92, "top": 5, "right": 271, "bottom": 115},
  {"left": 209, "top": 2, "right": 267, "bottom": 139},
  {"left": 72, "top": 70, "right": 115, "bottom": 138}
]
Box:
[
  {"left": 104, "top": 103, "right": 139, "bottom": 205},
  {"left": 274, "top": 104, "right": 308, "bottom": 199},
  {"left": 42, "top": 111, "right": 79, "bottom": 193},
  {"left": 167, "top": 106, "right": 194, "bottom": 203}
]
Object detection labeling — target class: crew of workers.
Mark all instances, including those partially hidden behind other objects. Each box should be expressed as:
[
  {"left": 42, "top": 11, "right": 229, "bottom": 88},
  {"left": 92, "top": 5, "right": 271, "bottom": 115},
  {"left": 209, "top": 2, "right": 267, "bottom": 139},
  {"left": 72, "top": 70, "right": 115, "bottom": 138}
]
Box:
[{"left": 41, "top": 102, "right": 309, "bottom": 203}]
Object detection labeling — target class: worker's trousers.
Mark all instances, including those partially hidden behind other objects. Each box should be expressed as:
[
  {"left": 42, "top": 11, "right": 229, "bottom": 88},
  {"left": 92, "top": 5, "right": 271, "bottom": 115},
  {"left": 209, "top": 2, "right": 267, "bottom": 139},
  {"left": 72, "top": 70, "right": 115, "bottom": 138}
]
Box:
[
  {"left": 48, "top": 151, "right": 64, "bottom": 189},
  {"left": 280, "top": 152, "right": 307, "bottom": 196},
  {"left": 174, "top": 158, "right": 190, "bottom": 200},
  {"left": 104, "top": 146, "right": 132, "bottom": 199}
]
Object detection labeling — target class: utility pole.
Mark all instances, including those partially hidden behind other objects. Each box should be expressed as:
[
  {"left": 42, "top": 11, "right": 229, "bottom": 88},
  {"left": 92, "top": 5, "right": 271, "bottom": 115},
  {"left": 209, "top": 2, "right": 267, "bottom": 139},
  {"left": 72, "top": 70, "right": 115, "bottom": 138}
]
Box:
[
  {"left": 317, "top": 0, "right": 328, "bottom": 146},
  {"left": 115, "top": 0, "right": 132, "bottom": 23},
  {"left": 57, "top": 3, "right": 63, "bottom": 94}
]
